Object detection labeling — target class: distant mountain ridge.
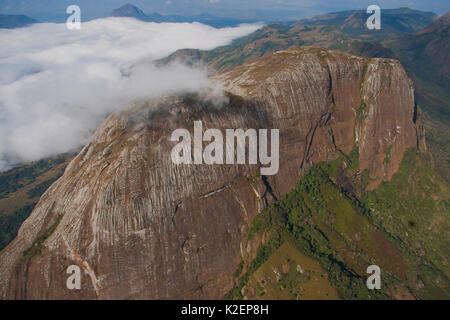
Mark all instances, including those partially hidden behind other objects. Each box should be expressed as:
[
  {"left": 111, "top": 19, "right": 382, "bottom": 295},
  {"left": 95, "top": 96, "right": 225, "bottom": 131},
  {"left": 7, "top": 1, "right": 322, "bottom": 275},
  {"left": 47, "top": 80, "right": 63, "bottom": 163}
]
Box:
[
  {"left": 161, "top": 7, "right": 441, "bottom": 74},
  {"left": 0, "top": 14, "right": 38, "bottom": 29},
  {"left": 295, "top": 7, "right": 437, "bottom": 39},
  {"left": 109, "top": 3, "right": 256, "bottom": 27}
]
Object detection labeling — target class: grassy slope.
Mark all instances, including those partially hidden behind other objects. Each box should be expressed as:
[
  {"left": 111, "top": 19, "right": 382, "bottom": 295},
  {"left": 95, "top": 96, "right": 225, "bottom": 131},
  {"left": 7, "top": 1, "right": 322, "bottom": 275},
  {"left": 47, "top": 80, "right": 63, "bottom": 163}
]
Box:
[
  {"left": 360, "top": 149, "right": 449, "bottom": 299},
  {"left": 227, "top": 149, "right": 449, "bottom": 300},
  {"left": 0, "top": 154, "right": 73, "bottom": 251},
  {"left": 243, "top": 242, "right": 340, "bottom": 299}
]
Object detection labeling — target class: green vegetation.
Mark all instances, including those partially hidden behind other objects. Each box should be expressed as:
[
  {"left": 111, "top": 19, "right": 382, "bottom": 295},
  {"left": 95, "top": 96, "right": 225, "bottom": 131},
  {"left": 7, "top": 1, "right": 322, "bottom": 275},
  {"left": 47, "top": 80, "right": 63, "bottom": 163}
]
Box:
[
  {"left": 356, "top": 102, "right": 368, "bottom": 118},
  {"left": 0, "top": 154, "right": 72, "bottom": 252},
  {"left": 228, "top": 166, "right": 392, "bottom": 299},
  {"left": 425, "top": 122, "right": 450, "bottom": 183},
  {"left": 226, "top": 148, "right": 449, "bottom": 300},
  {"left": 26, "top": 177, "right": 59, "bottom": 198},
  {"left": 0, "top": 203, "right": 36, "bottom": 251},
  {"left": 243, "top": 242, "right": 340, "bottom": 299},
  {"left": 0, "top": 176, "right": 61, "bottom": 251},
  {"left": 360, "top": 149, "right": 449, "bottom": 299},
  {"left": 0, "top": 157, "right": 65, "bottom": 199},
  {"left": 22, "top": 214, "right": 63, "bottom": 258}
]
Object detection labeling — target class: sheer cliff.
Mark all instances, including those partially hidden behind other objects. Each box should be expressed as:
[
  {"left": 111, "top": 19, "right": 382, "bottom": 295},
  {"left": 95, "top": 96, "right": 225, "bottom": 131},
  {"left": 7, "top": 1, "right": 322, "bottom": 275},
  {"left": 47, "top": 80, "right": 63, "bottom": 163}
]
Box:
[{"left": 0, "top": 48, "right": 425, "bottom": 299}]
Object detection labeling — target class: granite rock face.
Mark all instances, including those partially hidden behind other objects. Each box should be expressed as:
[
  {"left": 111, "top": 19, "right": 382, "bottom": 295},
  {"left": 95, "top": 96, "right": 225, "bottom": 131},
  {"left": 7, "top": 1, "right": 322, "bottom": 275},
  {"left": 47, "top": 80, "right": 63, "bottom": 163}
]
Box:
[{"left": 0, "top": 47, "right": 424, "bottom": 299}]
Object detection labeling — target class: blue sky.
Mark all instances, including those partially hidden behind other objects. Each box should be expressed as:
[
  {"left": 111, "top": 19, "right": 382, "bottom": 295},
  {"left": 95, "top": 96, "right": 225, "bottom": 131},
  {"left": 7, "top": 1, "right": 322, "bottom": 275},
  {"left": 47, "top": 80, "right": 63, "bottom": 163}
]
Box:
[{"left": 0, "top": 0, "right": 449, "bottom": 21}]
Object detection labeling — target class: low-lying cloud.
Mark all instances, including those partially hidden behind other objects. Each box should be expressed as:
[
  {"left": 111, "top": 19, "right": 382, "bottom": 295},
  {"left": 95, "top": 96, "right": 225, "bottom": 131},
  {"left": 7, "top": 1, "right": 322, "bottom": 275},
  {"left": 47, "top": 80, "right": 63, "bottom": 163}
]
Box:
[{"left": 0, "top": 18, "right": 261, "bottom": 171}]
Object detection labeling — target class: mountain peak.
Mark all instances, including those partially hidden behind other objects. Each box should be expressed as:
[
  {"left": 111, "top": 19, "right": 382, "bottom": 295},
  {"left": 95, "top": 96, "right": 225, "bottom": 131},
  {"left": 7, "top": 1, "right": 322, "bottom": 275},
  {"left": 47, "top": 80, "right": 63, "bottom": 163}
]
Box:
[
  {"left": 0, "top": 14, "right": 38, "bottom": 29},
  {"left": 109, "top": 3, "right": 149, "bottom": 21}
]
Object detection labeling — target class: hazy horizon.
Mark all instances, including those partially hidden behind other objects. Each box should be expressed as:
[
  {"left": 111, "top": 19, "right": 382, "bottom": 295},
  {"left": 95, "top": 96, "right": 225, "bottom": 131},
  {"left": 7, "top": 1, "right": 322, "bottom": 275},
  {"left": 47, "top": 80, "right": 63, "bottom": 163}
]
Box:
[{"left": 0, "top": 0, "right": 449, "bottom": 22}]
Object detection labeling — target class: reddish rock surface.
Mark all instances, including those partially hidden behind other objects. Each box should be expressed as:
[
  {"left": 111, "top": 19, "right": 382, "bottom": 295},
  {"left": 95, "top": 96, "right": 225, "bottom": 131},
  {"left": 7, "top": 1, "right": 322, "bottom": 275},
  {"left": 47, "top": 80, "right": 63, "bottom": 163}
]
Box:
[{"left": 0, "top": 48, "right": 423, "bottom": 299}]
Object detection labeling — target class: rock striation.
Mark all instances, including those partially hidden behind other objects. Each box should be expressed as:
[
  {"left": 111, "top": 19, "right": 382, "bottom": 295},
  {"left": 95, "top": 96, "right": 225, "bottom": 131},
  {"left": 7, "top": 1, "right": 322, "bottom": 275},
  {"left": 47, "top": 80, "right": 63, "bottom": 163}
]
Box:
[{"left": 0, "top": 47, "right": 424, "bottom": 299}]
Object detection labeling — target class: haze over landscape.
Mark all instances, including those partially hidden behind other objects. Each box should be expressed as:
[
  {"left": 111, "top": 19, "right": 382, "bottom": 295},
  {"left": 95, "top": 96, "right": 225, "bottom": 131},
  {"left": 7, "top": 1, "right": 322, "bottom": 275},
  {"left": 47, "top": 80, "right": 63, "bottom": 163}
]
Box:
[
  {"left": 0, "top": 19, "right": 259, "bottom": 170},
  {"left": 1, "top": 0, "right": 449, "bottom": 21}
]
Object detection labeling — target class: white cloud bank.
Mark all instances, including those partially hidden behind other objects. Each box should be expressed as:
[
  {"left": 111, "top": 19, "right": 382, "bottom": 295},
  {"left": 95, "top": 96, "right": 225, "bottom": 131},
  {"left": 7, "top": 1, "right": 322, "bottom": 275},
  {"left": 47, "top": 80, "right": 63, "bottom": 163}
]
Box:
[{"left": 0, "top": 18, "right": 261, "bottom": 171}]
